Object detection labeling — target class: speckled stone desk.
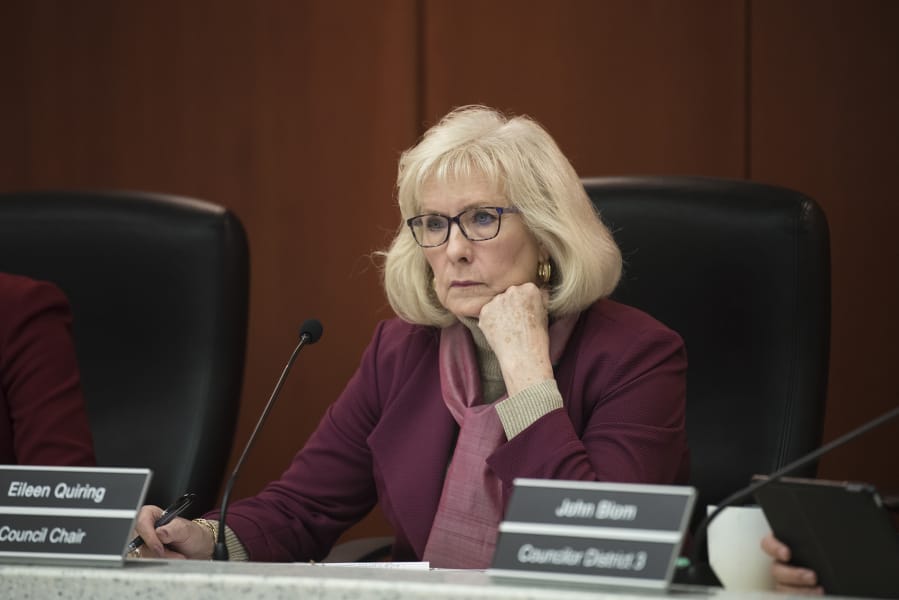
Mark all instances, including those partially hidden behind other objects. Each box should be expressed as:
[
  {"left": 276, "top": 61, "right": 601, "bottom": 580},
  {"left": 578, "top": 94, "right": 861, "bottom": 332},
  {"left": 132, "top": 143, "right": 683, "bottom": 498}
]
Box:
[{"left": 0, "top": 559, "right": 793, "bottom": 600}]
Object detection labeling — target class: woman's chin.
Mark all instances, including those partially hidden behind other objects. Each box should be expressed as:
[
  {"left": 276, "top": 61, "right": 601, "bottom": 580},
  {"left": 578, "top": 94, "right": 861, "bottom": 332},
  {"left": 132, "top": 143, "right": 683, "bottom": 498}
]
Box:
[{"left": 445, "top": 302, "right": 487, "bottom": 321}]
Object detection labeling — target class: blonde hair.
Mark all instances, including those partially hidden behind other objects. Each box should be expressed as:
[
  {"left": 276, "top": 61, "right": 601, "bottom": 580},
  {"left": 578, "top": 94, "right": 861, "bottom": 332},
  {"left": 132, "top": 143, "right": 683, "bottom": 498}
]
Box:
[{"left": 381, "top": 105, "right": 621, "bottom": 327}]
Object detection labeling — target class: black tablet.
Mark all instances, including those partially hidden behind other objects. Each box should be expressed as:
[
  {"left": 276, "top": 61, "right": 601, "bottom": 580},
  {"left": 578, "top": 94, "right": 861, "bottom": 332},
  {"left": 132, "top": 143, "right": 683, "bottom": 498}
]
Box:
[{"left": 754, "top": 477, "right": 899, "bottom": 599}]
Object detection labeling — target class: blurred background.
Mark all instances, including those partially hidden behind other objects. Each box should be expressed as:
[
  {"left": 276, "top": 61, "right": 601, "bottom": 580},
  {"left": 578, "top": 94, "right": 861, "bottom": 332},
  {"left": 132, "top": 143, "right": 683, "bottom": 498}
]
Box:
[{"left": 1, "top": 0, "right": 896, "bottom": 540}]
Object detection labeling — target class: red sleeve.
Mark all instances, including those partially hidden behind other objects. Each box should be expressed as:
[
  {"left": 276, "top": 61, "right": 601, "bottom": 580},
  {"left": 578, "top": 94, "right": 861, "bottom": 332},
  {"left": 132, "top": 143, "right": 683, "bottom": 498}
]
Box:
[
  {"left": 487, "top": 323, "right": 689, "bottom": 496},
  {"left": 0, "top": 275, "right": 96, "bottom": 466}
]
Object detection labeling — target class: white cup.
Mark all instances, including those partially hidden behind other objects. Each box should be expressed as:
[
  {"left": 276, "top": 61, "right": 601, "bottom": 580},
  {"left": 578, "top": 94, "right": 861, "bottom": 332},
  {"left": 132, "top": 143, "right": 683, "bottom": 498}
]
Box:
[{"left": 706, "top": 505, "right": 775, "bottom": 591}]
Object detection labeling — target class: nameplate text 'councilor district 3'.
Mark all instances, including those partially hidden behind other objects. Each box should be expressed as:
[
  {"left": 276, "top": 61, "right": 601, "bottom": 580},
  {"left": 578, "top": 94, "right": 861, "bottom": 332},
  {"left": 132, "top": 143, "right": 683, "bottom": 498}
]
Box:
[{"left": 489, "top": 479, "right": 695, "bottom": 590}]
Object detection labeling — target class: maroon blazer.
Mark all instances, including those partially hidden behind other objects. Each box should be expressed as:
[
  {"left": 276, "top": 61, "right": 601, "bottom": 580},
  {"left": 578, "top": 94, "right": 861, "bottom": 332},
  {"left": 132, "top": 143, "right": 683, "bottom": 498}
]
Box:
[
  {"left": 0, "top": 273, "right": 96, "bottom": 466},
  {"left": 212, "top": 299, "right": 688, "bottom": 562}
]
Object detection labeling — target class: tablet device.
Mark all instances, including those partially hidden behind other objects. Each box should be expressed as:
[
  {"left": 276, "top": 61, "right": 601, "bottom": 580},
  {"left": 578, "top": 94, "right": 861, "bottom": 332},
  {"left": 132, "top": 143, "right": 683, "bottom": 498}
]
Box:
[{"left": 754, "top": 476, "right": 899, "bottom": 599}]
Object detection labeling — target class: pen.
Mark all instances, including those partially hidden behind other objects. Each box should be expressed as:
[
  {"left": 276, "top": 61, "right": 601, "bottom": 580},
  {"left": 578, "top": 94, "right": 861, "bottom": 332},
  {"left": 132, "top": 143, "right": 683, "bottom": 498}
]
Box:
[{"left": 126, "top": 492, "right": 196, "bottom": 553}]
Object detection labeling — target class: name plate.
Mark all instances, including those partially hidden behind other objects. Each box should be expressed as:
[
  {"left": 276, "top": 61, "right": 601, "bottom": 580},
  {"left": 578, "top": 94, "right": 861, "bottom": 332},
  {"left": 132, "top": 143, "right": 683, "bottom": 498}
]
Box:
[
  {"left": 489, "top": 478, "right": 695, "bottom": 590},
  {"left": 0, "top": 465, "right": 150, "bottom": 567}
]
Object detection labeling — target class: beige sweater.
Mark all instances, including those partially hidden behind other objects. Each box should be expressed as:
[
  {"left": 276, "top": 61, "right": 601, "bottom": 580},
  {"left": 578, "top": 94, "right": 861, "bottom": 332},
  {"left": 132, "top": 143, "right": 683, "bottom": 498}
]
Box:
[{"left": 458, "top": 316, "right": 563, "bottom": 439}]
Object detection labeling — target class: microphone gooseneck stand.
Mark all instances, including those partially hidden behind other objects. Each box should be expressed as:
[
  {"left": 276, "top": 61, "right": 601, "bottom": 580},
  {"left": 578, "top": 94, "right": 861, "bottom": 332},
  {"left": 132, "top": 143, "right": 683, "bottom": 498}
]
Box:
[{"left": 213, "top": 319, "right": 324, "bottom": 561}]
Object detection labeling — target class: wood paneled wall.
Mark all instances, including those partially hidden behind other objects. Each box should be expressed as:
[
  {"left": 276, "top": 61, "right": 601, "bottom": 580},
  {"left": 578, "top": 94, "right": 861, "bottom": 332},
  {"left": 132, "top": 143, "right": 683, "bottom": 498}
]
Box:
[
  {"left": 1, "top": 1, "right": 896, "bottom": 542},
  {"left": 749, "top": 0, "right": 899, "bottom": 488}
]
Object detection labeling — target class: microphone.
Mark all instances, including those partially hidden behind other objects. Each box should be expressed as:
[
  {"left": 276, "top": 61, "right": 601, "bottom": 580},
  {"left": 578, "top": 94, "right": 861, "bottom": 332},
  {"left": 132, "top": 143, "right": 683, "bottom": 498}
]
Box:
[
  {"left": 680, "top": 404, "right": 899, "bottom": 585},
  {"left": 213, "top": 318, "right": 324, "bottom": 561}
]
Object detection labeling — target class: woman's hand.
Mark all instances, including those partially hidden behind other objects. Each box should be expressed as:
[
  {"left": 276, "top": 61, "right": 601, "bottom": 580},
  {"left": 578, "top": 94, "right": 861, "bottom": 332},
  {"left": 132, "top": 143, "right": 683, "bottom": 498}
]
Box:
[
  {"left": 129, "top": 504, "right": 215, "bottom": 560},
  {"left": 760, "top": 533, "right": 823, "bottom": 594},
  {"left": 478, "top": 282, "right": 552, "bottom": 395}
]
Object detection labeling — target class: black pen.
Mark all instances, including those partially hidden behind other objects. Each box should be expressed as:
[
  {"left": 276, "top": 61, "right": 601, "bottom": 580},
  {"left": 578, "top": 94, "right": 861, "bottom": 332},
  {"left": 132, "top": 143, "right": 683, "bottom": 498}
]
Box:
[{"left": 126, "top": 492, "right": 196, "bottom": 553}]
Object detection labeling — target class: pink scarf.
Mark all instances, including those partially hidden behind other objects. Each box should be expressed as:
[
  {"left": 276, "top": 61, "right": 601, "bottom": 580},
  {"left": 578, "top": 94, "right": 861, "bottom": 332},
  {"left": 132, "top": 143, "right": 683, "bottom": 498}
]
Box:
[{"left": 422, "top": 314, "right": 578, "bottom": 568}]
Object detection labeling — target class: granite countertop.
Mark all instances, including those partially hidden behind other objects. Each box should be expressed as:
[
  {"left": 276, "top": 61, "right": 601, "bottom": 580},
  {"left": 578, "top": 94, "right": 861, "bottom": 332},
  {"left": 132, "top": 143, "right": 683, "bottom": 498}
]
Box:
[{"left": 1, "top": 559, "right": 721, "bottom": 600}]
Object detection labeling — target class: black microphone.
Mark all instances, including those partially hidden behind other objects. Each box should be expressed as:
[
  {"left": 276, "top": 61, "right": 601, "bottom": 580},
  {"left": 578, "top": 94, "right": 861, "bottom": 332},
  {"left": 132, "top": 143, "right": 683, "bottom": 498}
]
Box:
[
  {"left": 680, "top": 404, "right": 899, "bottom": 585},
  {"left": 213, "top": 318, "right": 324, "bottom": 561}
]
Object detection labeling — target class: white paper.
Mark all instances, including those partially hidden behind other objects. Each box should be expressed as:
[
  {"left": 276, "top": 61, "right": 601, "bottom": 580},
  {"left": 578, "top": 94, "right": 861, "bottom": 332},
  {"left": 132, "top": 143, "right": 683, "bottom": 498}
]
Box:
[{"left": 311, "top": 561, "right": 430, "bottom": 570}]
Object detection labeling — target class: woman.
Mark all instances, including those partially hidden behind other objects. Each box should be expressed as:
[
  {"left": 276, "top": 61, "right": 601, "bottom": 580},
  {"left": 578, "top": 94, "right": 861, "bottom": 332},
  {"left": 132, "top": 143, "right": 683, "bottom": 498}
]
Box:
[
  {"left": 132, "top": 105, "right": 689, "bottom": 567},
  {"left": 0, "top": 272, "right": 96, "bottom": 466}
]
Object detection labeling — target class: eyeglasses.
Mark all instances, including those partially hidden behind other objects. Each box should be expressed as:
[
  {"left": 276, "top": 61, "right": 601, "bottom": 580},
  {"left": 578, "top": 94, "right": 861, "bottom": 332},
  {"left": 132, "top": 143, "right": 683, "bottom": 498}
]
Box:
[{"left": 406, "top": 206, "right": 521, "bottom": 248}]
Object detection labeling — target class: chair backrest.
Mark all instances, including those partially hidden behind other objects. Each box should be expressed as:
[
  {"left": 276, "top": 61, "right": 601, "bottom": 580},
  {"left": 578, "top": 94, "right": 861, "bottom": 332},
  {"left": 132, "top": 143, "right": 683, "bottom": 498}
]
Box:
[
  {"left": 0, "top": 190, "right": 249, "bottom": 515},
  {"left": 583, "top": 176, "right": 830, "bottom": 521}
]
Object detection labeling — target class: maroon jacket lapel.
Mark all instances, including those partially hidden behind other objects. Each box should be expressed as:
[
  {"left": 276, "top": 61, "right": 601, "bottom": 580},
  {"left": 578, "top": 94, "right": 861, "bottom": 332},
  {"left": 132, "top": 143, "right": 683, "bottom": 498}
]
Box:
[{"left": 367, "top": 331, "right": 458, "bottom": 559}]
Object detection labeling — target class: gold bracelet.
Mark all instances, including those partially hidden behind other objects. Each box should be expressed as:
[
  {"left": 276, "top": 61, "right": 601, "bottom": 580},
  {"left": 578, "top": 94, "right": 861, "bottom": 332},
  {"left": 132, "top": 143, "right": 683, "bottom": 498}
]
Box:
[{"left": 193, "top": 518, "right": 218, "bottom": 558}]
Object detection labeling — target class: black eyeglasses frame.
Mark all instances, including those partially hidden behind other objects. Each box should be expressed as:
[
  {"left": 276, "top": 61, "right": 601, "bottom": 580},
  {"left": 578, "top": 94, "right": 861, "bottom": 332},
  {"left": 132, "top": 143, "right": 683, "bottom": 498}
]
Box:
[{"left": 405, "top": 206, "right": 521, "bottom": 248}]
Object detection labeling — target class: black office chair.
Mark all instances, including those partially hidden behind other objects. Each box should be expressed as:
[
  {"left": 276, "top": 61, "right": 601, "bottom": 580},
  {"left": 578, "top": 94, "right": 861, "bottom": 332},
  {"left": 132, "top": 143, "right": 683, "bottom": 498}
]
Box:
[
  {"left": 0, "top": 190, "right": 249, "bottom": 515},
  {"left": 584, "top": 176, "right": 830, "bottom": 525}
]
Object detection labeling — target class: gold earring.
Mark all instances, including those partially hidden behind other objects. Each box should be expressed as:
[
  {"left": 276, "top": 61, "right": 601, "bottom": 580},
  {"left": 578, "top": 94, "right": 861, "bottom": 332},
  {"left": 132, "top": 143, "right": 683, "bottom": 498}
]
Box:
[{"left": 537, "top": 261, "right": 552, "bottom": 285}]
